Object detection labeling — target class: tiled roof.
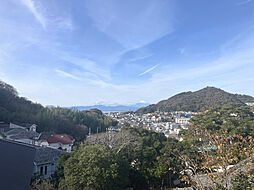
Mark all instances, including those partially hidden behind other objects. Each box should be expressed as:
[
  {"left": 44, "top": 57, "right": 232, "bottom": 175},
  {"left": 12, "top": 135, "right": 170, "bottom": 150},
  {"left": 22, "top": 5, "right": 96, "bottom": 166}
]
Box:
[
  {"left": 11, "top": 122, "right": 36, "bottom": 129},
  {"left": 34, "top": 146, "right": 63, "bottom": 165},
  {"left": 4, "top": 128, "right": 39, "bottom": 140},
  {"left": 0, "top": 138, "right": 64, "bottom": 165},
  {"left": 4, "top": 128, "right": 25, "bottom": 135},
  {"left": 38, "top": 131, "right": 55, "bottom": 140},
  {"left": 44, "top": 134, "right": 74, "bottom": 144}
]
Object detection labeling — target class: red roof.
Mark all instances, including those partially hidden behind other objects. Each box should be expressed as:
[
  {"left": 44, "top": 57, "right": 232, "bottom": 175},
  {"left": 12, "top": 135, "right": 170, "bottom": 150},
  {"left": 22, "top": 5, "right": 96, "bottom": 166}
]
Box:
[{"left": 45, "top": 134, "right": 74, "bottom": 144}]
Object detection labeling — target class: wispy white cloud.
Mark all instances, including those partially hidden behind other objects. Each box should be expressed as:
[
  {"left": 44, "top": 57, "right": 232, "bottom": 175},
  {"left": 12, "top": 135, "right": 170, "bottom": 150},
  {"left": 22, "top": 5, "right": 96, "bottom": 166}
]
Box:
[
  {"left": 20, "top": 0, "right": 73, "bottom": 30},
  {"left": 21, "top": 0, "right": 47, "bottom": 29},
  {"left": 1, "top": 0, "right": 254, "bottom": 106},
  {"left": 52, "top": 50, "right": 111, "bottom": 80},
  {"left": 128, "top": 54, "right": 153, "bottom": 62},
  {"left": 55, "top": 69, "right": 81, "bottom": 81},
  {"left": 236, "top": 0, "right": 252, "bottom": 5},
  {"left": 139, "top": 64, "right": 159, "bottom": 76},
  {"left": 179, "top": 47, "right": 186, "bottom": 55},
  {"left": 150, "top": 47, "right": 254, "bottom": 84},
  {"left": 84, "top": 0, "right": 175, "bottom": 49},
  {"left": 54, "top": 17, "right": 74, "bottom": 30}
]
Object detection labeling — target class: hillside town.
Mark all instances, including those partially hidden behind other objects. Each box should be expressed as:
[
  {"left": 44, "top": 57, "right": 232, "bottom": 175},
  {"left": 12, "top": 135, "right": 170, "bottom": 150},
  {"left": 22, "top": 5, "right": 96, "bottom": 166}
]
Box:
[{"left": 107, "top": 111, "right": 197, "bottom": 139}]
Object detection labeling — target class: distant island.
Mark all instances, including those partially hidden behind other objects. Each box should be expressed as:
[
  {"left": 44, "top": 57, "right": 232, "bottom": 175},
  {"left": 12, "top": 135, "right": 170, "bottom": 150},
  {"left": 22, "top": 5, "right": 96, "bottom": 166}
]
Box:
[{"left": 69, "top": 103, "right": 150, "bottom": 112}]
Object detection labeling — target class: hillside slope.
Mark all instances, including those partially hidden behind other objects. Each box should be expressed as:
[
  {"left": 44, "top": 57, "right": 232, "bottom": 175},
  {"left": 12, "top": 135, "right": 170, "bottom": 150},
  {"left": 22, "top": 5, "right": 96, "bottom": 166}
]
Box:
[
  {"left": 0, "top": 81, "right": 115, "bottom": 141},
  {"left": 137, "top": 87, "right": 254, "bottom": 114}
]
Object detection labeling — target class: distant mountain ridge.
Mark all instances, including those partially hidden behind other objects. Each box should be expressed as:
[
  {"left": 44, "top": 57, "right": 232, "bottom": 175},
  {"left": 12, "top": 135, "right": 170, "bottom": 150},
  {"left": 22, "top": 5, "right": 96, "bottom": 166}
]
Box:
[
  {"left": 70, "top": 103, "right": 150, "bottom": 112},
  {"left": 136, "top": 87, "right": 254, "bottom": 114}
]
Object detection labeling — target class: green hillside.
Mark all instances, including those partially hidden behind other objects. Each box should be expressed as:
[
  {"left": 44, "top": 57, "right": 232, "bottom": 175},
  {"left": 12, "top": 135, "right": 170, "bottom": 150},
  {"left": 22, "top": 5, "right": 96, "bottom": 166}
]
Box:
[
  {"left": 137, "top": 87, "right": 254, "bottom": 114},
  {"left": 0, "top": 81, "right": 116, "bottom": 141}
]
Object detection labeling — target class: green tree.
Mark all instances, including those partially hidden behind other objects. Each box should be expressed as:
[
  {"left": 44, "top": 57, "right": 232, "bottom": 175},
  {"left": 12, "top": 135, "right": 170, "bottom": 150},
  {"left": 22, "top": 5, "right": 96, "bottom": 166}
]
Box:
[
  {"left": 30, "top": 179, "right": 56, "bottom": 190},
  {"left": 152, "top": 139, "right": 184, "bottom": 187},
  {"left": 232, "top": 171, "right": 253, "bottom": 190},
  {"left": 61, "top": 145, "right": 130, "bottom": 190},
  {"left": 0, "top": 80, "right": 115, "bottom": 142}
]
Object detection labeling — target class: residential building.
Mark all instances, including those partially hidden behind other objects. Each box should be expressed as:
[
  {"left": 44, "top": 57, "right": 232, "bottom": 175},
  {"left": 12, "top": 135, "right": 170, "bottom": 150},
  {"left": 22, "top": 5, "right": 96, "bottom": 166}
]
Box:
[
  {"left": 175, "top": 117, "right": 190, "bottom": 124},
  {"left": 0, "top": 139, "right": 63, "bottom": 190},
  {"left": 40, "top": 134, "right": 74, "bottom": 153},
  {"left": 1, "top": 123, "right": 39, "bottom": 145},
  {"left": 0, "top": 139, "right": 36, "bottom": 190},
  {"left": 33, "top": 145, "right": 63, "bottom": 178}
]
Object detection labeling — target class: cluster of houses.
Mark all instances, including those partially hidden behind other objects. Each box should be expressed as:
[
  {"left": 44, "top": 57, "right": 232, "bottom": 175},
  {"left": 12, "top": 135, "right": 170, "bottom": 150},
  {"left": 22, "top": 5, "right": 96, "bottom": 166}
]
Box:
[
  {"left": 246, "top": 102, "right": 254, "bottom": 107},
  {"left": 0, "top": 122, "right": 75, "bottom": 181},
  {"left": 107, "top": 111, "right": 196, "bottom": 139},
  {"left": 0, "top": 122, "right": 74, "bottom": 152}
]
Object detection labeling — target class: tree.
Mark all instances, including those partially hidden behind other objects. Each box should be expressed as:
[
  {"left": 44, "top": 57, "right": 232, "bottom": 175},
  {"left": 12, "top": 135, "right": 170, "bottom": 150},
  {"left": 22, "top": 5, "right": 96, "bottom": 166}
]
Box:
[
  {"left": 61, "top": 145, "right": 130, "bottom": 190},
  {"left": 180, "top": 104, "right": 254, "bottom": 189},
  {"left": 30, "top": 179, "right": 56, "bottom": 190},
  {"left": 86, "top": 128, "right": 142, "bottom": 156},
  {"left": 51, "top": 153, "right": 71, "bottom": 188},
  {"left": 85, "top": 127, "right": 185, "bottom": 189},
  {"left": 232, "top": 171, "right": 253, "bottom": 190},
  {"left": 0, "top": 81, "right": 116, "bottom": 142},
  {"left": 151, "top": 139, "right": 184, "bottom": 188}
]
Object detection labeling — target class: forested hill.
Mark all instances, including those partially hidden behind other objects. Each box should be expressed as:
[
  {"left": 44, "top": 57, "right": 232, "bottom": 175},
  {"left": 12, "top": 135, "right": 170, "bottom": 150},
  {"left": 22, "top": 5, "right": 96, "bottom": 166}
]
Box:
[
  {"left": 0, "top": 81, "right": 116, "bottom": 141},
  {"left": 137, "top": 87, "right": 254, "bottom": 114}
]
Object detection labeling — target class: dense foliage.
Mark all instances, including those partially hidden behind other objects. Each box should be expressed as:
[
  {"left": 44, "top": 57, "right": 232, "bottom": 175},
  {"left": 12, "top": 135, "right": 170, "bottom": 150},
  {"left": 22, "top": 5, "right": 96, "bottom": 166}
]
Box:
[
  {"left": 0, "top": 81, "right": 116, "bottom": 141},
  {"left": 188, "top": 103, "right": 254, "bottom": 137},
  {"left": 137, "top": 87, "right": 254, "bottom": 114},
  {"left": 180, "top": 104, "right": 254, "bottom": 189},
  {"left": 59, "top": 145, "right": 129, "bottom": 190},
  {"left": 32, "top": 104, "right": 254, "bottom": 189},
  {"left": 56, "top": 128, "right": 186, "bottom": 190},
  {"left": 232, "top": 171, "right": 253, "bottom": 190}
]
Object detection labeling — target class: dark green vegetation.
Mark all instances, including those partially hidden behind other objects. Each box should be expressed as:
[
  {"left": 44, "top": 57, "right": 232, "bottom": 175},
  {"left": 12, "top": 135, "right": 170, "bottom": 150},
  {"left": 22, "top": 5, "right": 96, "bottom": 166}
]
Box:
[
  {"left": 0, "top": 81, "right": 116, "bottom": 141},
  {"left": 30, "top": 104, "right": 254, "bottom": 190},
  {"left": 137, "top": 87, "right": 254, "bottom": 114},
  {"left": 60, "top": 145, "right": 130, "bottom": 190},
  {"left": 29, "top": 104, "right": 254, "bottom": 189},
  {"left": 187, "top": 103, "right": 254, "bottom": 138},
  {"left": 232, "top": 171, "right": 253, "bottom": 190},
  {"left": 51, "top": 128, "right": 187, "bottom": 190},
  {"left": 54, "top": 104, "right": 254, "bottom": 189}
]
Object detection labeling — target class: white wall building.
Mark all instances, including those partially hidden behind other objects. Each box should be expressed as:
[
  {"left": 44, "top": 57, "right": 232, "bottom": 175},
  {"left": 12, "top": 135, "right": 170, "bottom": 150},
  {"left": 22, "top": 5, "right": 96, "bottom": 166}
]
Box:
[
  {"left": 175, "top": 117, "right": 190, "bottom": 124},
  {"left": 40, "top": 134, "right": 74, "bottom": 153}
]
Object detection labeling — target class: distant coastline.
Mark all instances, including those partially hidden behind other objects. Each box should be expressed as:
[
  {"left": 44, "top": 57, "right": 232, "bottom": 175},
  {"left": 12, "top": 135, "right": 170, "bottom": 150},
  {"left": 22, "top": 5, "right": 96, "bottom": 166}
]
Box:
[{"left": 69, "top": 103, "right": 150, "bottom": 113}]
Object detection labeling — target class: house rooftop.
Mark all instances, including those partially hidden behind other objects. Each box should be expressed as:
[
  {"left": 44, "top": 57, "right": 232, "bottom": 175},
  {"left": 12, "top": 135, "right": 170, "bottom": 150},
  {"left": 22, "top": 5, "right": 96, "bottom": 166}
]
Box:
[
  {"left": 44, "top": 134, "right": 74, "bottom": 144},
  {"left": 11, "top": 122, "right": 37, "bottom": 128},
  {"left": 0, "top": 139, "right": 36, "bottom": 190},
  {"left": 4, "top": 128, "right": 39, "bottom": 140},
  {"left": 0, "top": 139, "right": 64, "bottom": 190}
]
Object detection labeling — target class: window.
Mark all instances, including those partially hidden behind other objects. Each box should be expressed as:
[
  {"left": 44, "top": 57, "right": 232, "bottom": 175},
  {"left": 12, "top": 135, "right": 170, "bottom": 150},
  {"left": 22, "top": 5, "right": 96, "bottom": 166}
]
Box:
[
  {"left": 45, "top": 166, "right": 48, "bottom": 175},
  {"left": 40, "top": 166, "right": 43, "bottom": 175}
]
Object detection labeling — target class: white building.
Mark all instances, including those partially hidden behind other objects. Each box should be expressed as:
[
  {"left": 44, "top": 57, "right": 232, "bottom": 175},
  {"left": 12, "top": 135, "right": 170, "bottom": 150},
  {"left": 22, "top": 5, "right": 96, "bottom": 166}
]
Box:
[
  {"left": 246, "top": 102, "right": 254, "bottom": 107},
  {"left": 3, "top": 123, "right": 39, "bottom": 145},
  {"left": 40, "top": 134, "right": 74, "bottom": 153},
  {"left": 33, "top": 146, "right": 63, "bottom": 179},
  {"left": 175, "top": 117, "right": 190, "bottom": 124},
  {"left": 10, "top": 123, "right": 37, "bottom": 132}
]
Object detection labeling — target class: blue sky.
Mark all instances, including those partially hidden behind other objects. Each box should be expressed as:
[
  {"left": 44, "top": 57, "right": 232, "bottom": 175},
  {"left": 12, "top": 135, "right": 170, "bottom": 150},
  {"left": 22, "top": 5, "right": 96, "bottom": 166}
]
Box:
[{"left": 0, "top": 0, "right": 254, "bottom": 106}]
